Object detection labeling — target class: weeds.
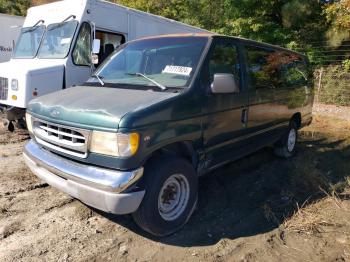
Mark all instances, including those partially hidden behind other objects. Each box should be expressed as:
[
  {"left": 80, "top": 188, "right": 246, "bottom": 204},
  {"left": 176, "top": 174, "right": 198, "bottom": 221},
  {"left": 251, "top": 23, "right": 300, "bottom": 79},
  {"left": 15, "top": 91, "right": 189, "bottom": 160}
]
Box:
[
  {"left": 282, "top": 199, "right": 340, "bottom": 234},
  {"left": 261, "top": 123, "right": 350, "bottom": 235}
]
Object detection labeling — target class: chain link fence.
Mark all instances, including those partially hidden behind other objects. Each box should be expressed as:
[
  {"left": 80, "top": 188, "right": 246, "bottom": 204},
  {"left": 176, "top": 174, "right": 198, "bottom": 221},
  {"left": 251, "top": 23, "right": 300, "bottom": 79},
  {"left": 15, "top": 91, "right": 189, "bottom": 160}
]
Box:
[{"left": 314, "top": 65, "right": 350, "bottom": 106}]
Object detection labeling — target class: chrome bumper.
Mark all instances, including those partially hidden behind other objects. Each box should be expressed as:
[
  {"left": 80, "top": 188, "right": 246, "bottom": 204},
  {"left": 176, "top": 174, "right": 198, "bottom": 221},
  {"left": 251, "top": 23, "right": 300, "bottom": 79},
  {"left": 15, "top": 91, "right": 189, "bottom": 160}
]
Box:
[{"left": 23, "top": 140, "right": 145, "bottom": 214}]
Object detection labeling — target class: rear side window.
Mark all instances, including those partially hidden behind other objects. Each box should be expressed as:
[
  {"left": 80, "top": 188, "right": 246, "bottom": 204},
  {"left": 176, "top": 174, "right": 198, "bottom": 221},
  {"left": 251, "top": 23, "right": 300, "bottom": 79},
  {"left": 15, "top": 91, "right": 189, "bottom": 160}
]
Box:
[
  {"left": 246, "top": 45, "right": 308, "bottom": 90},
  {"left": 72, "top": 22, "right": 91, "bottom": 66},
  {"left": 208, "top": 43, "right": 241, "bottom": 87},
  {"left": 280, "top": 54, "right": 308, "bottom": 88},
  {"left": 245, "top": 46, "right": 279, "bottom": 89}
]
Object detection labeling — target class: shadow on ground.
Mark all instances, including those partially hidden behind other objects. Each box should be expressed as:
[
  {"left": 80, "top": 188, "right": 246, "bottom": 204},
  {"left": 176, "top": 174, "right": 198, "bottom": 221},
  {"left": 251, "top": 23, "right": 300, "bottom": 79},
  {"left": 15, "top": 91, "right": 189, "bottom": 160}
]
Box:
[{"left": 95, "top": 130, "right": 350, "bottom": 247}]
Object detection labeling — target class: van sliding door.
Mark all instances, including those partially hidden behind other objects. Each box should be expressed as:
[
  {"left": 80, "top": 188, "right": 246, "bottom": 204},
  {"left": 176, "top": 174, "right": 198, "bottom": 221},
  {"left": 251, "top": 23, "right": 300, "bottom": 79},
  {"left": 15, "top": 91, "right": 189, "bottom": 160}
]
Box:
[{"left": 244, "top": 45, "right": 282, "bottom": 145}]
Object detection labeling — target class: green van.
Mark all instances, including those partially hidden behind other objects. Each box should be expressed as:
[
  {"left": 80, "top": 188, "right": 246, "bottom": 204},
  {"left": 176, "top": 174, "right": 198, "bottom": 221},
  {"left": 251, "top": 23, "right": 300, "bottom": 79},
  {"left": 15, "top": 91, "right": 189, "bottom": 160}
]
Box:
[{"left": 24, "top": 34, "right": 313, "bottom": 236}]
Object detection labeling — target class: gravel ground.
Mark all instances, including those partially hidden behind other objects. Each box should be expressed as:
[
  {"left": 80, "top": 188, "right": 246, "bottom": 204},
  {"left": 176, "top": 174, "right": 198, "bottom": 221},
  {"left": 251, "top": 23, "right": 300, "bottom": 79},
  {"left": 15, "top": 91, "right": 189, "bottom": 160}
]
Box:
[
  {"left": 313, "top": 103, "right": 350, "bottom": 121},
  {"left": 0, "top": 109, "right": 350, "bottom": 262}
]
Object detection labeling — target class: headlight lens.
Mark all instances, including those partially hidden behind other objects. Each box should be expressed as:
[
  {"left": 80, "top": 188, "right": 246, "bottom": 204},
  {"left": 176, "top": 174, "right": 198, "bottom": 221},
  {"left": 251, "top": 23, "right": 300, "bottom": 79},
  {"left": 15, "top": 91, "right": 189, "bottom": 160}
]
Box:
[
  {"left": 25, "top": 113, "right": 33, "bottom": 134},
  {"left": 90, "top": 131, "right": 139, "bottom": 157},
  {"left": 11, "top": 79, "right": 19, "bottom": 91}
]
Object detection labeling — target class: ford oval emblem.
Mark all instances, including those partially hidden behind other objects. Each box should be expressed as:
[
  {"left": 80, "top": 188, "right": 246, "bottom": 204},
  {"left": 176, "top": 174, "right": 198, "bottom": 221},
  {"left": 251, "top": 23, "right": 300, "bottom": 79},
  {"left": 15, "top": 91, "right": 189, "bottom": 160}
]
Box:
[{"left": 50, "top": 109, "right": 60, "bottom": 118}]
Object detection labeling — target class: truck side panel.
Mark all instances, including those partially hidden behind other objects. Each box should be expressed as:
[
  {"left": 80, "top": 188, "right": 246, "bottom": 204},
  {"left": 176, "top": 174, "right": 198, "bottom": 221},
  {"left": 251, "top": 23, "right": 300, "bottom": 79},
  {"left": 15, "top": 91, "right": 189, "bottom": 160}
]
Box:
[{"left": 0, "top": 14, "right": 24, "bottom": 63}]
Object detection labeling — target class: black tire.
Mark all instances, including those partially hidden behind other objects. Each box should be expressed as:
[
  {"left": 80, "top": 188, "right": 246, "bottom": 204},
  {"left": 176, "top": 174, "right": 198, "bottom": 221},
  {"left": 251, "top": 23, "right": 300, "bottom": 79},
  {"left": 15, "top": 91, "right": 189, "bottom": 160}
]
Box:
[
  {"left": 7, "top": 121, "right": 14, "bottom": 132},
  {"left": 15, "top": 118, "right": 27, "bottom": 130},
  {"left": 274, "top": 121, "right": 298, "bottom": 158},
  {"left": 132, "top": 156, "right": 198, "bottom": 237}
]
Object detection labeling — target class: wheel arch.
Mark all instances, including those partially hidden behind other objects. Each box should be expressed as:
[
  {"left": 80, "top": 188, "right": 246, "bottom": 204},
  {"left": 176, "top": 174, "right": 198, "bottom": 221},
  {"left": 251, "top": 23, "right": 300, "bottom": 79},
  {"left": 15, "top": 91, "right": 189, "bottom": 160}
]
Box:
[{"left": 143, "top": 141, "right": 199, "bottom": 170}]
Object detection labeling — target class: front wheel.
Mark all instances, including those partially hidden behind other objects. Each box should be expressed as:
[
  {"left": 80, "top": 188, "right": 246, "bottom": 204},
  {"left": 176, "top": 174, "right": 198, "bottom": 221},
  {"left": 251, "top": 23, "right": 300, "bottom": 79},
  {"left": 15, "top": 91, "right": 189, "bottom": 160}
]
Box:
[
  {"left": 132, "top": 156, "right": 198, "bottom": 237},
  {"left": 274, "top": 121, "right": 298, "bottom": 158}
]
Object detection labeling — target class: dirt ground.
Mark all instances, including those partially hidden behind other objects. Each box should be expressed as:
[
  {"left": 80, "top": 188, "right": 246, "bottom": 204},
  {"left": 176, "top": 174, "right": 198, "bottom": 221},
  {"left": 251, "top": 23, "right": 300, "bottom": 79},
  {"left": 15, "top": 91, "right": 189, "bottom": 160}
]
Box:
[{"left": 1, "top": 108, "right": 350, "bottom": 262}]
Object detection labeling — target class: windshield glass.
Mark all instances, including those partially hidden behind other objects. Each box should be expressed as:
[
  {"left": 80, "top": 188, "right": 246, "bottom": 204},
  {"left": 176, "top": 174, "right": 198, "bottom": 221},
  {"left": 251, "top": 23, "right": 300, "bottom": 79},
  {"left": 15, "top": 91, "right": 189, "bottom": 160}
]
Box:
[
  {"left": 13, "top": 25, "right": 45, "bottom": 58},
  {"left": 37, "top": 20, "right": 78, "bottom": 59},
  {"left": 88, "top": 37, "right": 208, "bottom": 89}
]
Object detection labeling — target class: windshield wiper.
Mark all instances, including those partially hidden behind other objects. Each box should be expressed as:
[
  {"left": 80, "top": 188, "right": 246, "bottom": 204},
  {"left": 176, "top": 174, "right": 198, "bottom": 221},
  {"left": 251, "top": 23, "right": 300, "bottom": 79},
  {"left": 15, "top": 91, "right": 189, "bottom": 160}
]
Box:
[
  {"left": 126, "top": 73, "right": 166, "bottom": 91},
  {"left": 91, "top": 74, "right": 105, "bottom": 86},
  {"left": 23, "top": 20, "right": 45, "bottom": 33},
  {"left": 48, "top": 15, "right": 76, "bottom": 31},
  {"left": 33, "top": 19, "right": 45, "bottom": 28}
]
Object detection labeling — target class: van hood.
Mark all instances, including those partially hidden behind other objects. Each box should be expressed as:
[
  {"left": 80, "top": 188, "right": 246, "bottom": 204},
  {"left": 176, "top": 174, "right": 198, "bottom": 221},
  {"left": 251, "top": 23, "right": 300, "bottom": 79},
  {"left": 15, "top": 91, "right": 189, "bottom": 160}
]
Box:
[{"left": 27, "top": 85, "right": 178, "bottom": 130}]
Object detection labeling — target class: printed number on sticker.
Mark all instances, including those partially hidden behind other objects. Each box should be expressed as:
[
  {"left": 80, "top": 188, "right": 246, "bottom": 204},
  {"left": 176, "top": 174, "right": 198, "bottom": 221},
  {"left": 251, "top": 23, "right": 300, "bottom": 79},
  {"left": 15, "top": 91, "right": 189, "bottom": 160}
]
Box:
[{"left": 162, "top": 65, "right": 192, "bottom": 76}]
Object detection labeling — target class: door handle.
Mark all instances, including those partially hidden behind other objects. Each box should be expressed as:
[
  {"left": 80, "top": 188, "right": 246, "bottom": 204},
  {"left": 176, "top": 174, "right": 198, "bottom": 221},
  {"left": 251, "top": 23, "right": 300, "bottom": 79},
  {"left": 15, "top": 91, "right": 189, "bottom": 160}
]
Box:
[{"left": 241, "top": 109, "right": 248, "bottom": 124}]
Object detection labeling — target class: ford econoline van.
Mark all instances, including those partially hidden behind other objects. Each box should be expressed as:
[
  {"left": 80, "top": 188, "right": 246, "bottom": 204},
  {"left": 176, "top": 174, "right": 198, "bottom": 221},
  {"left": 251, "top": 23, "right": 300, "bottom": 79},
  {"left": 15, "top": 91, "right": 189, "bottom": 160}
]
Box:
[{"left": 23, "top": 34, "right": 313, "bottom": 236}]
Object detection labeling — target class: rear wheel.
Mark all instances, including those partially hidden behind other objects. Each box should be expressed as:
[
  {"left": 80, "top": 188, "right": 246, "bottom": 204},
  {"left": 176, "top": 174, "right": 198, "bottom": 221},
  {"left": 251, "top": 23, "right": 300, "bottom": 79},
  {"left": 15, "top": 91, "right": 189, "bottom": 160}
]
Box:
[
  {"left": 274, "top": 121, "right": 298, "bottom": 158},
  {"left": 132, "top": 156, "right": 198, "bottom": 236}
]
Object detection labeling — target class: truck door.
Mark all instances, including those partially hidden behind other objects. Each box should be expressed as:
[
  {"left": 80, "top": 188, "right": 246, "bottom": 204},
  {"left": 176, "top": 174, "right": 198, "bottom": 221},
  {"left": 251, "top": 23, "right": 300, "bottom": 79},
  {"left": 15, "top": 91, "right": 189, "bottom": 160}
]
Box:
[
  {"left": 66, "top": 24, "right": 126, "bottom": 88},
  {"left": 66, "top": 22, "right": 92, "bottom": 88},
  {"left": 202, "top": 38, "right": 249, "bottom": 169}
]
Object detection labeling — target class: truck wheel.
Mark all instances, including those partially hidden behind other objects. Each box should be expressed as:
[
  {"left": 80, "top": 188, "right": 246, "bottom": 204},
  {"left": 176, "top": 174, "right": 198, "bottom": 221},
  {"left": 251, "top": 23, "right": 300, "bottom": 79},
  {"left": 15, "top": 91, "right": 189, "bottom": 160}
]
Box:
[
  {"left": 274, "top": 121, "right": 298, "bottom": 158},
  {"left": 7, "top": 121, "right": 14, "bottom": 132},
  {"left": 132, "top": 156, "right": 198, "bottom": 237}
]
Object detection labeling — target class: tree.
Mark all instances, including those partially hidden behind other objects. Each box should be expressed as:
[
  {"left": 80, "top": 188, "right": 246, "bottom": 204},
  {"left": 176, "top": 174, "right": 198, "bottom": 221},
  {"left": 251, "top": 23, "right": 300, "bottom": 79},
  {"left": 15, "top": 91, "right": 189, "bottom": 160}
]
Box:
[
  {"left": 0, "top": 0, "right": 30, "bottom": 16},
  {"left": 323, "top": 0, "right": 350, "bottom": 46},
  {"left": 115, "top": 0, "right": 328, "bottom": 50}
]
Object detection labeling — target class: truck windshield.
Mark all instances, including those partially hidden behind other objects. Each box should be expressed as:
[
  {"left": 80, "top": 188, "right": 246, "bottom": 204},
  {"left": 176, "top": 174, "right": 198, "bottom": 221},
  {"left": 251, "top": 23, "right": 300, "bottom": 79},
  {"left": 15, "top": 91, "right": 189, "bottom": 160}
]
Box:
[
  {"left": 89, "top": 37, "right": 208, "bottom": 89},
  {"left": 37, "top": 20, "right": 78, "bottom": 59},
  {"left": 13, "top": 25, "right": 45, "bottom": 58}
]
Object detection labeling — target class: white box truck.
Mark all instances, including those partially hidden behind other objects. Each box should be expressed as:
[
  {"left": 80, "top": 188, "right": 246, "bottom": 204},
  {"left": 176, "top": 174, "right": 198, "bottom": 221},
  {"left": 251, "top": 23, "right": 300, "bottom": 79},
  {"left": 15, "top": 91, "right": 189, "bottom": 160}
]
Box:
[
  {"left": 0, "top": 14, "right": 24, "bottom": 63},
  {"left": 0, "top": 0, "right": 208, "bottom": 131}
]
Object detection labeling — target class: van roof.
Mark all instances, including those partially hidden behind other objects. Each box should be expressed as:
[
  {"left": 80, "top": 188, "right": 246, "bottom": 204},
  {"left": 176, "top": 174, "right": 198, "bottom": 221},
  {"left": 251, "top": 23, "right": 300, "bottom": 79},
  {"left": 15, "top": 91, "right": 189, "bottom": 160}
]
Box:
[{"left": 133, "top": 33, "right": 305, "bottom": 57}]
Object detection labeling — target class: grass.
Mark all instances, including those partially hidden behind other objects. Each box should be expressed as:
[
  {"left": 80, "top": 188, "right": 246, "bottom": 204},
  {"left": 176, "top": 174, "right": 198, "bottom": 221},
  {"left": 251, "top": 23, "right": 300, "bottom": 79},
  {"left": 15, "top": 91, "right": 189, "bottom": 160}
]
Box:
[{"left": 261, "top": 115, "right": 350, "bottom": 234}]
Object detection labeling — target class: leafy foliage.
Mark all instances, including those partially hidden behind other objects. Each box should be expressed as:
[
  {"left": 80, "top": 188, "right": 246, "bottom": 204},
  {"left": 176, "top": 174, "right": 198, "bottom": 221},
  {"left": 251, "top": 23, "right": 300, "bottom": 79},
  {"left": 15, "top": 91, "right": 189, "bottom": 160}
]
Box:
[
  {"left": 0, "top": 1, "right": 332, "bottom": 47},
  {"left": 115, "top": 1, "right": 328, "bottom": 51},
  {"left": 0, "top": 0, "right": 30, "bottom": 16},
  {"left": 323, "top": 0, "right": 350, "bottom": 47},
  {"left": 317, "top": 65, "right": 350, "bottom": 106}
]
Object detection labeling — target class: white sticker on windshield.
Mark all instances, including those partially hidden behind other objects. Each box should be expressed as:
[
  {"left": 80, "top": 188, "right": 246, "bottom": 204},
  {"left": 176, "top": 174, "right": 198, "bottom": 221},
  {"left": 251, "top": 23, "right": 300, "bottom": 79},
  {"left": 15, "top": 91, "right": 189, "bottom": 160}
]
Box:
[
  {"left": 162, "top": 65, "right": 192, "bottom": 76},
  {"left": 60, "top": 38, "right": 71, "bottom": 45}
]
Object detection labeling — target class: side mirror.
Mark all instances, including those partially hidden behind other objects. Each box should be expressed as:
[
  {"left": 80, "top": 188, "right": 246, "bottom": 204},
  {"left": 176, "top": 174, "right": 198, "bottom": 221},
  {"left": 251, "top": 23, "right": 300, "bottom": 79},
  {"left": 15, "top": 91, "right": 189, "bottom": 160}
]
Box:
[
  {"left": 92, "top": 39, "right": 101, "bottom": 54},
  {"left": 211, "top": 73, "right": 240, "bottom": 94}
]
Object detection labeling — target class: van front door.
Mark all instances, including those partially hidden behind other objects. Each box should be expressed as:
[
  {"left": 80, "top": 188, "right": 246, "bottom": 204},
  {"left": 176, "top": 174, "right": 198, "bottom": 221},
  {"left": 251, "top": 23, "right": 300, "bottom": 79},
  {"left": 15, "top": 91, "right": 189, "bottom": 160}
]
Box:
[{"left": 202, "top": 38, "right": 249, "bottom": 169}]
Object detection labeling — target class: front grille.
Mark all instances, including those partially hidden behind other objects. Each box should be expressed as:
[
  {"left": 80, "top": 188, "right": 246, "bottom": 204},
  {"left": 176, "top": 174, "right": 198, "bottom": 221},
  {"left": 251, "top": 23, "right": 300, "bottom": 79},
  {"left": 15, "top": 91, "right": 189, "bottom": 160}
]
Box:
[
  {"left": 0, "top": 77, "right": 8, "bottom": 100},
  {"left": 33, "top": 119, "right": 90, "bottom": 158}
]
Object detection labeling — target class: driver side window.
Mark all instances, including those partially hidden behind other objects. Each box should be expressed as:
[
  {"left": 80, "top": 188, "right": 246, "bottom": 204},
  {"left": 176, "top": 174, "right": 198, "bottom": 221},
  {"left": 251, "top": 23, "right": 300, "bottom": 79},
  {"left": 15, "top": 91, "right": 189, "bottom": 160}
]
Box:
[{"left": 208, "top": 42, "right": 241, "bottom": 87}]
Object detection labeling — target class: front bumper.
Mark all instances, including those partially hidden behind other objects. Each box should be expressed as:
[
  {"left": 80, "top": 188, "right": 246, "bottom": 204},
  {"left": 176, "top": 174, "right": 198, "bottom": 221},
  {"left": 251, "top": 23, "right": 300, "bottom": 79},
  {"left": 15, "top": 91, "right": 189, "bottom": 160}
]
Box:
[{"left": 23, "top": 140, "right": 145, "bottom": 214}]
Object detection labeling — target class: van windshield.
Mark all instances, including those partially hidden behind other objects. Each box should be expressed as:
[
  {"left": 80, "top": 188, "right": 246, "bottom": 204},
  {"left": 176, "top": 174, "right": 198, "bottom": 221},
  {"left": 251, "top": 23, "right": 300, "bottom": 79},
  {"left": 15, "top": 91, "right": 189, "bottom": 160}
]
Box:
[
  {"left": 13, "top": 25, "right": 45, "bottom": 58},
  {"left": 38, "top": 20, "right": 78, "bottom": 59},
  {"left": 88, "top": 37, "right": 208, "bottom": 89}
]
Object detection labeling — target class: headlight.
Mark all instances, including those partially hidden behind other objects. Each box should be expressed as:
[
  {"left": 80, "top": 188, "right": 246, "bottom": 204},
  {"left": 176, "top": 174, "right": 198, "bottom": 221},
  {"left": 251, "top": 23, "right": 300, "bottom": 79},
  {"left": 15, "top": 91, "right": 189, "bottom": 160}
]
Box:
[
  {"left": 90, "top": 131, "right": 139, "bottom": 157},
  {"left": 11, "top": 79, "right": 19, "bottom": 91},
  {"left": 25, "top": 113, "right": 33, "bottom": 134}
]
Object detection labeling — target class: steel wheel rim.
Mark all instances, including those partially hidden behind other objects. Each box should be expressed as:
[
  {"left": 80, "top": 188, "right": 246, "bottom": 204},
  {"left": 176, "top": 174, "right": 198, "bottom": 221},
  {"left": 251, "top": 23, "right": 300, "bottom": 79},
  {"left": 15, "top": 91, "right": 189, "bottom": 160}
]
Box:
[
  {"left": 287, "top": 128, "right": 297, "bottom": 152},
  {"left": 158, "top": 174, "right": 190, "bottom": 221}
]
